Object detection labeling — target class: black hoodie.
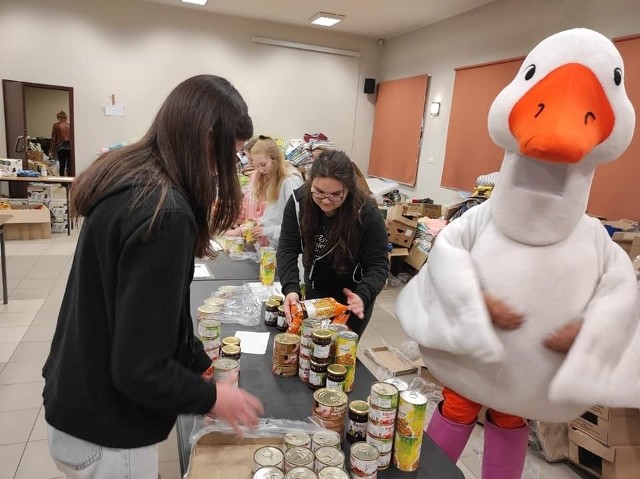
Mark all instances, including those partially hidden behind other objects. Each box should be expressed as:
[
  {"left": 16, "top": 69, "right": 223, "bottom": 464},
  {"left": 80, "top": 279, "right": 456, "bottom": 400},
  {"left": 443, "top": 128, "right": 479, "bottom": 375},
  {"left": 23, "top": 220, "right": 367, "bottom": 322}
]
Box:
[{"left": 43, "top": 185, "right": 214, "bottom": 448}]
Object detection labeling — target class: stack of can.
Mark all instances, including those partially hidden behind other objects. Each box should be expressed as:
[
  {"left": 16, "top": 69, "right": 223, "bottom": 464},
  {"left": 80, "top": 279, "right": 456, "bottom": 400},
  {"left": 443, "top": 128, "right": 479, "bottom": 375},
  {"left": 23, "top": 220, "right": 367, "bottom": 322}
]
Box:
[
  {"left": 312, "top": 388, "right": 348, "bottom": 438},
  {"left": 314, "top": 446, "right": 345, "bottom": 472},
  {"left": 334, "top": 331, "right": 358, "bottom": 393},
  {"left": 272, "top": 333, "right": 300, "bottom": 377},
  {"left": 197, "top": 316, "right": 221, "bottom": 360},
  {"left": 253, "top": 446, "right": 284, "bottom": 472},
  {"left": 366, "top": 382, "right": 399, "bottom": 470},
  {"left": 299, "top": 319, "right": 321, "bottom": 382},
  {"left": 311, "top": 430, "right": 341, "bottom": 452},
  {"left": 392, "top": 389, "right": 428, "bottom": 472},
  {"left": 212, "top": 358, "right": 239, "bottom": 388},
  {"left": 309, "top": 329, "right": 332, "bottom": 390},
  {"left": 284, "top": 446, "right": 315, "bottom": 472},
  {"left": 349, "top": 442, "right": 380, "bottom": 479},
  {"left": 284, "top": 432, "right": 312, "bottom": 451},
  {"left": 327, "top": 324, "right": 349, "bottom": 363}
]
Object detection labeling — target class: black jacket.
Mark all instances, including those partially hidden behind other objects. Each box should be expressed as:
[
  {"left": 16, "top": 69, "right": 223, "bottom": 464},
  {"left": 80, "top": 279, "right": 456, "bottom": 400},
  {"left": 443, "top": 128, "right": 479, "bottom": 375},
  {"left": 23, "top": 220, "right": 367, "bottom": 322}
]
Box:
[
  {"left": 277, "top": 187, "right": 389, "bottom": 332},
  {"left": 43, "top": 185, "right": 214, "bottom": 448}
]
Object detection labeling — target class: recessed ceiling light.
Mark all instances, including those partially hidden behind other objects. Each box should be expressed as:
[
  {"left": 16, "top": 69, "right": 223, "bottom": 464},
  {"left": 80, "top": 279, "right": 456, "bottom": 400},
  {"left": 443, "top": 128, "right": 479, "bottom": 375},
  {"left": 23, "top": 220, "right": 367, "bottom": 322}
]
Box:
[
  {"left": 309, "top": 12, "right": 345, "bottom": 27},
  {"left": 182, "top": 0, "right": 208, "bottom": 5}
]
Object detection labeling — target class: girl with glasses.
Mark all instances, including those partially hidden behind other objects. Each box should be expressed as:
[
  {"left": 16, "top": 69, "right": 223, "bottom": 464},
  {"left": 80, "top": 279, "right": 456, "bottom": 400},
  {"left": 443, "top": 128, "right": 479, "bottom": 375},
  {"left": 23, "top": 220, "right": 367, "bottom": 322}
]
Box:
[{"left": 277, "top": 150, "right": 389, "bottom": 337}]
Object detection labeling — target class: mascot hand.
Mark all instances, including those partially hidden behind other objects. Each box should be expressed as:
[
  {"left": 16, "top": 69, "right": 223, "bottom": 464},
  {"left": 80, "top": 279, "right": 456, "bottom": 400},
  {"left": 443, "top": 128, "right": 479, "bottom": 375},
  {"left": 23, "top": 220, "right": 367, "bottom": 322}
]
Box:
[
  {"left": 484, "top": 293, "right": 524, "bottom": 330},
  {"left": 543, "top": 319, "right": 582, "bottom": 353}
]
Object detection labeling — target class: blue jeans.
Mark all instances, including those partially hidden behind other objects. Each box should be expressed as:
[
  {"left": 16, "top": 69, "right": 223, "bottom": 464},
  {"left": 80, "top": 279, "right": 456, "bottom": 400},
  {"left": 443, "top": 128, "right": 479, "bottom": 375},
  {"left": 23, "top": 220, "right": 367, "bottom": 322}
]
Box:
[{"left": 47, "top": 425, "right": 158, "bottom": 478}]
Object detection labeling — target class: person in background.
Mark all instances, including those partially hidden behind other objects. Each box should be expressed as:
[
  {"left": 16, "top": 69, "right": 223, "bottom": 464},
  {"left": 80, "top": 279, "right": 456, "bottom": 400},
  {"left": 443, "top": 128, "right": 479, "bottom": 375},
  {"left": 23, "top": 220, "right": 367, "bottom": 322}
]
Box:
[
  {"left": 42, "top": 75, "right": 263, "bottom": 478},
  {"left": 251, "top": 135, "right": 303, "bottom": 247},
  {"left": 277, "top": 150, "right": 389, "bottom": 337},
  {"left": 50, "top": 110, "right": 71, "bottom": 176}
]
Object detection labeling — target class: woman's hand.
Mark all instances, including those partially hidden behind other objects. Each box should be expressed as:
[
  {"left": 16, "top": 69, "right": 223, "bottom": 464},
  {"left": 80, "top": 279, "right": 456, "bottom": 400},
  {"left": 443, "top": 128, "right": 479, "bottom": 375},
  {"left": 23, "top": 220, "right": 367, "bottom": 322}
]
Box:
[
  {"left": 343, "top": 288, "right": 365, "bottom": 319},
  {"left": 284, "top": 292, "right": 300, "bottom": 321},
  {"left": 208, "top": 382, "right": 264, "bottom": 437},
  {"left": 251, "top": 225, "right": 264, "bottom": 238},
  {"left": 483, "top": 293, "right": 524, "bottom": 330},
  {"left": 543, "top": 320, "right": 582, "bottom": 353}
]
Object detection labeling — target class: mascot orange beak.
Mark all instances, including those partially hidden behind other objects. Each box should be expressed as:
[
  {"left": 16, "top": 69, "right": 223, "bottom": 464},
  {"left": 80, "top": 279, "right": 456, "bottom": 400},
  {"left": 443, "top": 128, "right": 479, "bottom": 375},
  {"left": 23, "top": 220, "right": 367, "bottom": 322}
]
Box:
[{"left": 509, "top": 63, "right": 614, "bottom": 164}]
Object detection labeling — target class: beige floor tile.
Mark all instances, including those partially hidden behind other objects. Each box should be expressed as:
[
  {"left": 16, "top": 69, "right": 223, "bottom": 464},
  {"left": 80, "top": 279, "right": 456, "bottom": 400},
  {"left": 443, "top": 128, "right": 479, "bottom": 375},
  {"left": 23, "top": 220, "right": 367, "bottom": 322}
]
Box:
[
  {"left": 37, "top": 297, "right": 63, "bottom": 315},
  {"left": 10, "top": 341, "right": 52, "bottom": 363},
  {"left": 30, "top": 308, "right": 60, "bottom": 326},
  {"left": 0, "top": 443, "right": 26, "bottom": 479},
  {"left": 16, "top": 277, "right": 58, "bottom": 292},
  {"left": 158, "top": 427, "right": 179, "bottom": 462},
  {"left": 158, "top": 460, "right": 181, "bottom": 479},
  {"left": 0, "top": 326, "right": 29, "bottom": 343},
  {"left": 0, "top": 359, "right": 45, "bottom": 384},
  {"left": 21, "top": 324, "right": 57, "bottom": 342},
  {"left": 14, "top": 439, "right": 63, "bottom": 479},
  {"left": 0, "top": 408, "right": 39, "bottom": 445},
  {"left": 0, "top": 362, "right": 5, "bottom": 374},
  {"left": 370, "top": 305, "right": 396, "bottom": 323},
  {"left": 0, "top": 311, "right": 37, "bottom": 327},
  {"left": 10, "top": 288, "right": 51, "bottom": 301},
  {"left": 0, "top": 382, "right": 44, "bottom": 411},
  {"left": 0, "top": 342, "right": 19, "bottom": 362},
  {"left": 25, "top": 268, "right": 63, "bottom": 280},
  {"left": 29, "top": 407, "right": 48, "bottom": 442},
  {"left": 371, "top": 318, "right": 404, "bottom": 338},
  {"left": 0, "top": 299, "right": 45, "bottom": 314}
]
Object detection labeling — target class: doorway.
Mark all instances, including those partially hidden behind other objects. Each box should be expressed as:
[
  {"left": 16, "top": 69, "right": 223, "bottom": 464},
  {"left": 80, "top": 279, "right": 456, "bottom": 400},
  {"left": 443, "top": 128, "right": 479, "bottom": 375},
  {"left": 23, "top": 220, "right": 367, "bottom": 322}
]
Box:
[{"left": 2, "top": 80, "right": 75, "bottom": 176}]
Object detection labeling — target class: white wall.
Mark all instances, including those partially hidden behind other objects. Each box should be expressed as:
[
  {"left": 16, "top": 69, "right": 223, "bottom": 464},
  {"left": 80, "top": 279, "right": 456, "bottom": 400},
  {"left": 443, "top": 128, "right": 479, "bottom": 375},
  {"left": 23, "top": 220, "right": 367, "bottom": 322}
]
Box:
[
  {"left": 24, "top": 87, "right": 70, "bottom": 139},
  {"left": 378, "top": 0, "right": 640, "bottom": 205},
  {"left": 0, "top": 0, "right": 380, "bottom": 173}
]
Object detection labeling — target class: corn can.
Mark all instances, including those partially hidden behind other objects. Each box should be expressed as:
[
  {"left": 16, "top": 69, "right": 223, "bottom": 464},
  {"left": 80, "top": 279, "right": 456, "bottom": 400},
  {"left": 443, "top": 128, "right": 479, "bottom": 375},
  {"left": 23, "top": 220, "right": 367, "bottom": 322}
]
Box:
[
  {"left": 260, "top": 247, "right": 276, "bottom": 286},
  {"left": 283, "top": 432, "right": 311, "bottom": 450},
  {"left": 253, "top": 446, "right": 284, "bottom": 472},
  {"left": 229, "top": 237, "right": 244, "bottom": 255},
  {"left": 369, "top": 383, "right": 398, "bottom": 410},
  {"left": 335, "top": 331, "right": 358, "bottom": 393},
  {"left": 253, "top": 466, "right": 285, "bottom": 479},
  {"left": 284, "top": 447, "right": 314, "bottom": 472},
  {"left": 392, "top": 433, "right": 422, "bottom": 472},
  {"left": 243, "top": 219, "right": 257, "bottom": 244},
  {"left": 350, "top": 442, "right": 379, "bottom": 477},
  {"left": 318, "top": 466, "right": 349, "bottom": 479},
  {"left": 314, "top": 446, "right": 345, "bottom": 472},
  {"left": 366, "top": 432, "right": 393, "bottom": 453},
  {"left": 284, "top": 466, "right": 316, "bottom": 479},
  {"left": 327, "top": 324, "right": 349, "bottom": 356},
  {"left": 396, "top": 390, "right": 427, "bottom": 438},
  {"left": 212, "top": 358, "right": 239, "bottom": 387},
  {"left": 311, "top": 430, "right": 341, "bottom": 452}
]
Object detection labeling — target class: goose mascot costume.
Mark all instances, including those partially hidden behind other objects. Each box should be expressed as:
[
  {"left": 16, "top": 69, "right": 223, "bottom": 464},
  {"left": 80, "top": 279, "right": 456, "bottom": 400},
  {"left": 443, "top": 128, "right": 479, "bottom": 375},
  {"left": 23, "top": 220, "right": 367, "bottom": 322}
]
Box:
[{"left": 397, "top": 28, "right": 638, "bottom": 478}]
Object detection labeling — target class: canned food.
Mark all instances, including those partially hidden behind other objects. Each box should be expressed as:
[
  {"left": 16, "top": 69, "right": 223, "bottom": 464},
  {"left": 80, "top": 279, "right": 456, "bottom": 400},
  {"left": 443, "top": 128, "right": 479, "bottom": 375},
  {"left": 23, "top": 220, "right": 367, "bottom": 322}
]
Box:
[
  {"left": 327, "top": 324, "right": 349, "bottom": 356},
  {"left": 197, "top": 303, "right": 221, "bottom": 321},
  {"left": 243, "top": 219, "right": 257, "bottom": 244},
  {"left": 253, "top": 446, "right": 284, "bottom": 472},
  {"left": 253, "top": 466, "right": 285, "bottom": 479},
  {"left": 212, "top": 358, "right": 239, "bottom": 386},
  {"left": 309, "top": 359, "right": 328, "bottom": 390},
  {"left": 301, "top": 319, "right": 322, "bottom": 342},
  {"left": 335, "top": 331, "right": 358, "bottom": 393},
  {"left": 350, "top": 442, "right": 379, "bottom": 477},
  {"left": 366, "top": 432, "right": 393, "bottom": 453},
  {"left": 264, "top": 300, "right": 280, "bottom": 326},
  {"left": 221, "top": 344, "right": 241, "bottom": 361},
  {"left": 198, "top": 319, "right": 221, "bottom": 339},
  {"left": 221, "top": 336, "right": 240, "bottom": 347},
  {"left": 383, "top": 377, "right": 408, "bottom": 393},
  {"left": 277, "top": 305, "right": 288, "bottom": 332},
  {"left": 369, "top": 383, "right": 399, "bottom": 410},
  {"left": 299, "top": 354, "right": 311, "bottom": 370},
  {"left": 367, "top": 405, "right": 397, "bottom": 426},
  {"left": 203, "top": 296, "right": 226, "bottom": 308},
  {"left": 396, "top": 390, "right": 428, "bottom": 438},
  {"left": 298, "top": 365, "right": 310, "bottom": 382},
  {"left": 377, "top": 451, "right": 392, "bottom": 470},
  {"left": 284, "top": 432, "right": 311, "bottom": 450},
  {"left": 229, "top": 237, "right": 244, "bottom": 255},
  {"left": 312, "top": 330, "right": 332, "bottom": 359},
  {"left": 284, "top": 466, "right": 316, "bottom": 479},
  {"left": 366, "top": 419, "right": 395, "bottom": 440},
  {"left": 318, "top": 466, "right": 349, "bottom": 479},
  {"left": 217, "top": 285, "right": 239, "bottom": 295},
  {"left": 311, "top": 430, "right": 341, "bottom": 452},
  {"left": 347, "top": 400, "right": 369, "bottom": 443},
  {"left": 325, "top": 364, "right": 347, "bottom": 392},
  {"left": 269, "top": 295, "right": 285, "bottom": 304},
  {"left": 284, "top": 447, "right": 314, "bottom": 472},
  {"left": 203, "top": 344, "right": 220, "bottom": 361},
  {"left": 392, "top": 433, "right": 422, "bottom": 472},
  {"left": 312, "top": 389, "right": 348, "bottom": 436},
  {"left": 314, "top": 446, "right": 345, "bottom": 472},
  {"left": 274, "top": 334, "right": 301, "bottom": 355},
  {"left": 260, "top": 247, "right": 276, "bottom": 287}
]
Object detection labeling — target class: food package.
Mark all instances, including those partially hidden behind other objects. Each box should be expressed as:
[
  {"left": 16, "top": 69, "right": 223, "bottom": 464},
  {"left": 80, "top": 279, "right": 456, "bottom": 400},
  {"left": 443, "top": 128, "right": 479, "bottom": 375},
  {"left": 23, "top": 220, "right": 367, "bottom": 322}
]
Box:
[{"left": 288, "top": 297, "right": 348, "bottom": 334}]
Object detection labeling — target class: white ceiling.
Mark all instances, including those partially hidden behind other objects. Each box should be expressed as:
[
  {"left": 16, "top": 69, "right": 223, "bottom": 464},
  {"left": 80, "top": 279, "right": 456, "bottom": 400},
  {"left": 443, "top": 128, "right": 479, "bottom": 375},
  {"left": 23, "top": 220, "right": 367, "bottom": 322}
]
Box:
[{"left": 139, "top": 0, "right": 496, "bottom": 39}]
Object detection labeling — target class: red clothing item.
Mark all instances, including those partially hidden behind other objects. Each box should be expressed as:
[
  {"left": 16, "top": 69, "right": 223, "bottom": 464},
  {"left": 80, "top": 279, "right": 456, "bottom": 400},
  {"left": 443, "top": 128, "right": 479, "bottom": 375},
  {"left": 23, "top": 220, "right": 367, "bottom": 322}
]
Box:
[{"left": 442, "top": 387, "right": 526, "bottom": 429}]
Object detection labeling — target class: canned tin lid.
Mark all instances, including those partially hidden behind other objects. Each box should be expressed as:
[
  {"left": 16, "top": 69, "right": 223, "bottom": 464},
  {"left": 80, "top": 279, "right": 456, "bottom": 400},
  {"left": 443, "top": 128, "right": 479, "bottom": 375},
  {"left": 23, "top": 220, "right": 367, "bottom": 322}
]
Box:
[
  {"left": 221, "top": 344, "right": 241, "bottom": 355},
  {"left": 318, "top": 466, "right": 349, "bottom": 479},
  {"left": 284, "top": 466, "right": 316, "bottom": 479},
  {"left": 212, "top": 358, "right": 238, "bottom": 371},
  {"left": 348, "top": 400, "right": 369, "bottom": 415},
  {"left": 350, "top": 441, "right": 379, "bottom": 461},
  {"left": 278, "top": 305, "right": 285, "bottom": 313},
  {"left": 315, "top": 446, "right": 345, "bottom": 464},
  {"left": 312, "top": 329, "right": 332, "bottom": 340},
  {"left": 266, "top": 299, "right": 281, "bottom": 308},
  {"left": 327, "top": 364, "right": 347, "bottom": 376},
  {"left": 198, "top": 304, "right": 219, "bottom": 314},
  {"left": 199, "top": 318, "right": 221, "bottom": 327},
  {"left": 311, "top": 430, "right": 341, "bottom": 446},
  {"left": 217, "top": 285, "right": 239, "bottom": 293},
  {"left": 337, "top": 330, "right": 359, "bottom": 341},
  {"left": 284, "top": 446, "right": 314, "bottom": 465},
  {"left": 269, "top": 295, "right": 285, "bottom": 303},
  {"left": 254, "top": 446, "right": 284, "bottom": 464},
  {"left": 222, "top": 336, "right": 240, "bottom": 345},
  {"left": 371, "top": 382, "right": 399, "bottom": 397},
  {"left": 253, "top": 466, "right": 285, "bottom": 479},
  {"left": 384, "top": 377, "right": 408, "bottom": 392},
  {"left": 284, "top": 432, "right": 311, "bottom": 445},
  {"left": 203, "top": 297, "right": 226, "bottom": 306},
  {"left": 275, "top": 333, "right": 301, "bottom": 345},
  {"left": 401, "top": 389, "right": 428, "bottom": 405},
  {"left": 327, "top": 324, "right": 349, "bottom": 333},
  {"left": 313, "top": 388, "right": 348, "bottom": 407}
]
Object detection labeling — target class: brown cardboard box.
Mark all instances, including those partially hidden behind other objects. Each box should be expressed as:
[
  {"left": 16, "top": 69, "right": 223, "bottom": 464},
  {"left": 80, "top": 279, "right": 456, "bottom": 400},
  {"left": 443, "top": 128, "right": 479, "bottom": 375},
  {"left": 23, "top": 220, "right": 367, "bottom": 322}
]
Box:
[
  {"left": 571, "top": 407, "right": 640, "bottom": 446},
  {"left": 4, "top": 205, "right": 51, "bottom": 240},
  {"left": 612, "top": 232, "right": 640, "bottom": 256},
  {"left": 385, "top": 205, "right": 417, "bottom": 247},
  {"left": 404, "top": 243, "right": 429, "bottom": 271},
  {"left": 365, "top": 346, "right": 422, "bottom": 376},
  {"left": 601, "top": 219, "right": 637, "bottom": 231},
  {"left": 629, "top": 236, "right": 640, "bottom": 259},
  {"left": 404, "top": 203, "right": 443, "bottom": 219},
  {"left": 569, "top": 427, "right": 640, "bottom": 479}
]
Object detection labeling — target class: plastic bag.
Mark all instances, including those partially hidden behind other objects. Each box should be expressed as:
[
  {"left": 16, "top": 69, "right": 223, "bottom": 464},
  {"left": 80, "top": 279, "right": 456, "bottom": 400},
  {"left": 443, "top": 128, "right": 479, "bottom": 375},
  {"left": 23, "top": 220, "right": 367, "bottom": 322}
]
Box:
[{"left": 202, "top": 284, "right": 261, "bottom": 326}]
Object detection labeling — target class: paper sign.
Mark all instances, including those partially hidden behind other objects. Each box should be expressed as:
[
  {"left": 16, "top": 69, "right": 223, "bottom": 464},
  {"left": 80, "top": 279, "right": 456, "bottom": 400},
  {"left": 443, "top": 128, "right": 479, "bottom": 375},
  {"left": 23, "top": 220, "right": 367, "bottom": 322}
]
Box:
[
  {"left": 105, "top": 104, "right": 125, "bottom": 117},
  {"left": 233, "top": 331, "right": 270, "bottom": 355},
  {"left": 193, "top": 263, "right": 211, "bottom": 279}
]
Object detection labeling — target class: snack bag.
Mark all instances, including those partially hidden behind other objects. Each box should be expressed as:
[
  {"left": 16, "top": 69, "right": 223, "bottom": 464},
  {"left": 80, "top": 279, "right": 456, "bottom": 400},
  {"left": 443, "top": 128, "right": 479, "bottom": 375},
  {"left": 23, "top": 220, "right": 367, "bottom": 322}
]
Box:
[
  {"left": 330, "top": 311, "right": 350, "bottom": 326},
  {"left": 288, "top": 297, "right": 348, "bottom": 334}
]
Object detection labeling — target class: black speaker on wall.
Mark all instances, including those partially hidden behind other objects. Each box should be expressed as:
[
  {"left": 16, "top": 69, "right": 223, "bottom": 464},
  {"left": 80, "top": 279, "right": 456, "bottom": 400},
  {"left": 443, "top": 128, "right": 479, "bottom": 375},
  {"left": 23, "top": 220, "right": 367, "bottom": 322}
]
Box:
[{"left": 364, "top": 78, "right": 376, "bottom": 94}]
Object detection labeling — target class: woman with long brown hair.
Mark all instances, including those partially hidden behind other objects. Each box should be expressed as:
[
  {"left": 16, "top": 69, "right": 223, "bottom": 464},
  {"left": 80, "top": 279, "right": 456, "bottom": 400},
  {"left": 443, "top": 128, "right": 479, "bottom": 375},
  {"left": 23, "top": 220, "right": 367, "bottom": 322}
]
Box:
[
  {"left": 276, "top": 150, "right": 389, "bottom": 337},
  {"left": 43, "top": 75, "right": 263, "bottom": 478}
]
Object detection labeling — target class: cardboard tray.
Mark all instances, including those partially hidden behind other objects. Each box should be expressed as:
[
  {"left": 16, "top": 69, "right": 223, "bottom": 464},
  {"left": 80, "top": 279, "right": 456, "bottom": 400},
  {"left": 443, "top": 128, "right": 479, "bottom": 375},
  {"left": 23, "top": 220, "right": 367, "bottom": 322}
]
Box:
[{"left": 365, "top": 346, "right": 420, "bottom": 376}]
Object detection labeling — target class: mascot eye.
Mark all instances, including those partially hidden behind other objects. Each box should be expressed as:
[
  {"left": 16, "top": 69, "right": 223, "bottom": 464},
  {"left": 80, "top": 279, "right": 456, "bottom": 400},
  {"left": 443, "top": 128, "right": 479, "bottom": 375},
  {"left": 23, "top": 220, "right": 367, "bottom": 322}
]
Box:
[
  {"left": 524, "top": 64, "right": 536, "bottom": 81},
  {"left": 614, "top": 67, "right": 622, "bottom": 86}
]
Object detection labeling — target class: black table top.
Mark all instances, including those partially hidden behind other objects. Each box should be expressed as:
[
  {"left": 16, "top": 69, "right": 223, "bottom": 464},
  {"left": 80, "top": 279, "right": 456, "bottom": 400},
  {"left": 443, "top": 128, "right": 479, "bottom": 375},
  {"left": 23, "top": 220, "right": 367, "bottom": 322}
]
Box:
[
  {"left": 179, "top": 257, "right": 463, "bottom": 479},
  {"left": 194, "top": 249, "right": 261, "bottom": 281}
]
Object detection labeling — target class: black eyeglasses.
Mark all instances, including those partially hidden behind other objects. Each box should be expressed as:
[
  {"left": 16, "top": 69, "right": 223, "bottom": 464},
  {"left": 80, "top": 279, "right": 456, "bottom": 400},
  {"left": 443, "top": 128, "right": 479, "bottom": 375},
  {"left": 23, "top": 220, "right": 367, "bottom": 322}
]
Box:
[{"left": 311, "top": 189, "right": 345, "bottom": 202}]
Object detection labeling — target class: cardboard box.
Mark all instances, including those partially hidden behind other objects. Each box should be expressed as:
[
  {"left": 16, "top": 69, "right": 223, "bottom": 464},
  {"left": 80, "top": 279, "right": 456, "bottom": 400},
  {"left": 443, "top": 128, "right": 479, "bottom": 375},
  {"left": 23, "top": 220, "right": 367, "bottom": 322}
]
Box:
[
  {"left": 404, "top": 243, "right": 429, "bottom": 271},
  {"left": 405, "top": 203, "right": 443, "bottom": 219},
  {"left": 4, "top": 205, "right": 51, "bottom": 240},
  {"left": 572, "top": 407, "right": 640, "bottom": 446},
  {"left": 612, "top": 232, "right": 640, "bottom": 256},
  {"left": 27, "top": 184, "right": 54, "bottom": 202},
  {"left": 629, "top": 236, "right": 640, "bottom": 260},
  {"left": 0, "top": 158, "right": 23, "bottom": 176},
  {"left": 385, "top": 205, "right": 417, "bottom": 247},
  {"left": 365, "top": 346, "right": 421, "bottom": 376},
  {"left": 602, "top": 219, "right": 637, "bottom": 231},
  {"left": 188, "top": 432, "right": 282, "bottom": 479},
  {"left": 569, "top": 427, "right": 640, "bottom": 479}
]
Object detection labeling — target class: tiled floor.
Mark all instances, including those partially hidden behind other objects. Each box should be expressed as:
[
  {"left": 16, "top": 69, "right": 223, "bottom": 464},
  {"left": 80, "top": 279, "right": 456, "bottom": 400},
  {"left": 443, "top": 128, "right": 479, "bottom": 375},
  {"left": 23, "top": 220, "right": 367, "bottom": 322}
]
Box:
[{"left": 0, "top": 201, "right": 587, "bottom": 479}]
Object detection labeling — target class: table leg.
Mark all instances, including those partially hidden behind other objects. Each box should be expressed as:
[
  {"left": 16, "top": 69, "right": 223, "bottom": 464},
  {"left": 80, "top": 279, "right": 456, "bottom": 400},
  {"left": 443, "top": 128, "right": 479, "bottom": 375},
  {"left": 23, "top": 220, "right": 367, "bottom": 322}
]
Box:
[
  {"left": 64, "top": 184, "right": 71, "bottom": 236},
  {"left": 1, "top": 226, "right": 7, "bottom": 304}
]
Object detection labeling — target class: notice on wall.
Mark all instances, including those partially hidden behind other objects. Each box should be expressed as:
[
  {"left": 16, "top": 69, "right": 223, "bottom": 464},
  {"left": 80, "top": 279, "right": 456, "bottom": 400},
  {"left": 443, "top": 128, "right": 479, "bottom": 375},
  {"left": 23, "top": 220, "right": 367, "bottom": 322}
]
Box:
[{"left": 105, "top": 104, "right": 125, "bottom": 117}]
